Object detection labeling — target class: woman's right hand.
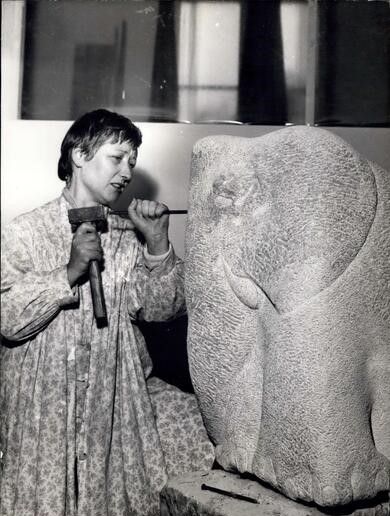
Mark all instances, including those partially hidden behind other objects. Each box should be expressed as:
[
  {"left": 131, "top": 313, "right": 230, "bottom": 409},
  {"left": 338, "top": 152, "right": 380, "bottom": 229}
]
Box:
[{"left": 67, "top": 222, "right": 103, "bottom": 287}]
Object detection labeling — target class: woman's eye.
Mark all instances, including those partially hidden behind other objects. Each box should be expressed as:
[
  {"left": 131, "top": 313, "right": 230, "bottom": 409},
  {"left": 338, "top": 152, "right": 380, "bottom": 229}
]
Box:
[{"left": 111, "top": 156, "right": 122, "bottom": 162}]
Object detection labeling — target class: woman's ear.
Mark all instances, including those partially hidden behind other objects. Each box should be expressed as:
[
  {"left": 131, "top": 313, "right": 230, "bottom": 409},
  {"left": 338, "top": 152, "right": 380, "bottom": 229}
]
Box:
[{"left": 71, "top": 148, "right": 84, "bottom": 168}]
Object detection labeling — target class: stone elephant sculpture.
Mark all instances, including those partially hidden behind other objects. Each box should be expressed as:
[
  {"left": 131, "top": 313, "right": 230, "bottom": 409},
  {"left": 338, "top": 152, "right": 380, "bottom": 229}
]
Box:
[{"left": 184, "top": 126, "right": 390, "bottom": 508}]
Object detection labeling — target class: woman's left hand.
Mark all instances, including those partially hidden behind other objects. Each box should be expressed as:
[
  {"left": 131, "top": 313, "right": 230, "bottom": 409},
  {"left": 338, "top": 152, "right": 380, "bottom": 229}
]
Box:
[{"left": 128, "top": 198, "right": 170, "bottom": 255}]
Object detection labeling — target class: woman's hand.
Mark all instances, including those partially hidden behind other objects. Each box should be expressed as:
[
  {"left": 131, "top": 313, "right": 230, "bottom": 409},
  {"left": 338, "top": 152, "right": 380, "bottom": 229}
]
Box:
[
  {"left": 67, "top": 222, "right": 103, "bottom": 287},
  {"left": 128, "top": 199, "right": 169, "bottom": 255}
]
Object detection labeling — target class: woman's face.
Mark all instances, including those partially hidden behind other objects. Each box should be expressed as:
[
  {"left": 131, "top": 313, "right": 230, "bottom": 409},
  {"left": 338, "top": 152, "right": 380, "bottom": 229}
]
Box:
[{"left": 72, "top": 139, "right": 138, "bottom": 206}]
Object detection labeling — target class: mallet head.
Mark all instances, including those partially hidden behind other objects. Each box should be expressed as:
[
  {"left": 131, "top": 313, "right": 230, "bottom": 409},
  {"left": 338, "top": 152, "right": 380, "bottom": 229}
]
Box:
[{"left": 68, "top": 206, "right": 107, "bottom": 232}]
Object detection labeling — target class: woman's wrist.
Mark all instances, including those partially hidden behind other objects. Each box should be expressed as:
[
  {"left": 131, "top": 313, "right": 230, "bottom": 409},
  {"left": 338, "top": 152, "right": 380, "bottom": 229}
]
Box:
[{"left": 145, "top": 235, "right": 169, "bottom": 256}]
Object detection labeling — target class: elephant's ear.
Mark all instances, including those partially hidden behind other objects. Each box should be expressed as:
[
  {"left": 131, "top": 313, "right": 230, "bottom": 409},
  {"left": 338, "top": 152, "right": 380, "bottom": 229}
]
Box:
[{"left": 242, "top": 127, "right": 378, "bottom": 314}]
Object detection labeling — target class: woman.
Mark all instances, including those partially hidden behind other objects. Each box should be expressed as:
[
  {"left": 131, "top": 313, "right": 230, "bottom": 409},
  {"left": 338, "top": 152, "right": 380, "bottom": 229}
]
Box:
[{"left": 1, "top": 109, "right": 213, "bottom": 516}]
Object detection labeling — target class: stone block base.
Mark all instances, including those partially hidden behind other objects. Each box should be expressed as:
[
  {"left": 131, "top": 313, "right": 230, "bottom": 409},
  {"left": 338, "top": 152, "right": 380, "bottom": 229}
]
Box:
[{"left": 160, "top": 470, "right": 390, "bottom": 516}]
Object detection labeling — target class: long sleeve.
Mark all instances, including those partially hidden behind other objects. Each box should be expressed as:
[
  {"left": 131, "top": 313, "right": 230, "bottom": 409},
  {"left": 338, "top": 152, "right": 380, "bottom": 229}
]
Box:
[
  {"left": 1, "top": 218, "right": 79, "bottom": 341},
  {"left": 127, "top": 245, "right": 186, "bottom": 322}
]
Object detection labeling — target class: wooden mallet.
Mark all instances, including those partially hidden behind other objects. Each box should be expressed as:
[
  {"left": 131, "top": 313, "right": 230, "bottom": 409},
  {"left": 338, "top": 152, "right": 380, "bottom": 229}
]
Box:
[{"left": 68, "top": 206, "right": 107, "bottom": 324}]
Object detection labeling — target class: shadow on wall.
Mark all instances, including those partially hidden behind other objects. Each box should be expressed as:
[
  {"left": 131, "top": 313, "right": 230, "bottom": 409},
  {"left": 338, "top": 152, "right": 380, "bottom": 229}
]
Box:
[
  {"left": 138, "top": 315, "right": 193, "bottom": 394},
  {"left": 112, "top": 168, "right": 159, "bottom": 211}
]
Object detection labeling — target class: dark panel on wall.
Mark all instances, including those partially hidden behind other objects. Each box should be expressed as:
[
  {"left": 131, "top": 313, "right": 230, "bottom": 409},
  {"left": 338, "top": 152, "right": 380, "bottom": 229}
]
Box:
[
  {"left": 238, "top": 1, "right": 287, "bottom": 124},
  {"left": 150, "top": 1, "right": 178, "bottom": 121},
  {"left": 316, "top": 0, "right": 390, "bottom": 127},
  {"left": 21, "top": 1, "right": 38, "bottom": 119}
]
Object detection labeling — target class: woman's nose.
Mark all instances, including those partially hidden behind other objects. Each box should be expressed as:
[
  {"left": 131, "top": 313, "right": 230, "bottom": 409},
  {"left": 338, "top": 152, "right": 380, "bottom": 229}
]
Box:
[{"left": 120, "top": 163, "right": 133, "bottom": 180}]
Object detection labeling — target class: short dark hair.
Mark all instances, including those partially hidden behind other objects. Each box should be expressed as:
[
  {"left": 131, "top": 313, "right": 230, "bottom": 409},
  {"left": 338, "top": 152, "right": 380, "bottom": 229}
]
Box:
[{"left": 58, "top": 109, "right": 142, "bottom": 181}]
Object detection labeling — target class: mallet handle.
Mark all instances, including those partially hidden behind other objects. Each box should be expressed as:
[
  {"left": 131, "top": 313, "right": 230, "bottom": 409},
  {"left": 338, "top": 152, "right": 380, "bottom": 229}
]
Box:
[{"left": 89, "top": 259, "right": 107, "bottom": 322}]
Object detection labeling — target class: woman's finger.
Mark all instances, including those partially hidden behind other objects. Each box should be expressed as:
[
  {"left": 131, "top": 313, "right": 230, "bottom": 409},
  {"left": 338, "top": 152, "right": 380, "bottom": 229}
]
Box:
[
  {"left": 155, "top": 203, "right": 168, "bottom": 217},
  {"left": 139, "top": 200, "right": 149, "bottom": 218},
  {"left": 147, "top": 201, "right": 158, "bottom": 218},
  {"left": 76, "top": 222, "right": 97, "bottom": 234}
]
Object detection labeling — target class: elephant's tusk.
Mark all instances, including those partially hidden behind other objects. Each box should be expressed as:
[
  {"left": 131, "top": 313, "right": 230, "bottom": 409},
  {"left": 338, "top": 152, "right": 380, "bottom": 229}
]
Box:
[{"left": 221, "top": 256, "right": 259, "bottom": 310}]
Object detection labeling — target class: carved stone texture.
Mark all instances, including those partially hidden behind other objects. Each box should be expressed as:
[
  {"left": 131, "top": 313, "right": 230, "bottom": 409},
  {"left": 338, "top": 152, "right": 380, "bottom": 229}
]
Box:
[{"left": 185, "top": 127, "right": 390, "bottom": 508}]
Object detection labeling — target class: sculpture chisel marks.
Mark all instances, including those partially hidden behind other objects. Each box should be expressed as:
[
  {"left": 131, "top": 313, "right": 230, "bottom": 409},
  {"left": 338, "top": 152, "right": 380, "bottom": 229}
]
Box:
[{"left": 185, "top": 127, "right": 390, "bottom": 508}]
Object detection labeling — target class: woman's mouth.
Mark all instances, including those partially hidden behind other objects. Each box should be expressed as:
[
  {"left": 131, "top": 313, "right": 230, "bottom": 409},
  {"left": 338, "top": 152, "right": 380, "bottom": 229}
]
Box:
[{"left": 111, "top": 182, "right": 126, "bottom": 192}]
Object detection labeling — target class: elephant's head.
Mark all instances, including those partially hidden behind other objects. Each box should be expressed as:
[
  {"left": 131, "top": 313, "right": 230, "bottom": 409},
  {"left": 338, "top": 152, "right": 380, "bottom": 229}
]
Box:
[{"left": 185, "top": 127, "right": 390, "bottom": 508}]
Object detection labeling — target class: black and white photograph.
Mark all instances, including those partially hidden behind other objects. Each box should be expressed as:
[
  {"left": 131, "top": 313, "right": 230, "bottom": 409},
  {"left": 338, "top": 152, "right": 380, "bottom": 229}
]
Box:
[{"left": 1, "top": 1, "right": 390, "bottom": 515}]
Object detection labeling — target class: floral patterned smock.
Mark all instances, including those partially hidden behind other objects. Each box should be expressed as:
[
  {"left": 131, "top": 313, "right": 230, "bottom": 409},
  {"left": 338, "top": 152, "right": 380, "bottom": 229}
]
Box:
[{"left": 0, "top": 192, "right": 214, "bottom": 516}]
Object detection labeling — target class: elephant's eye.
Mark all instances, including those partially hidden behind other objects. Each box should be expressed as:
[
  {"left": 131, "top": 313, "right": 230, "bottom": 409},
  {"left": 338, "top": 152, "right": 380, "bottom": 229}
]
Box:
[
  {"left": 212, "top": 175, "right": 257, "bottom": 205},
  {"left": 212, "top": 176, "right": 236, "bottom": 199}
]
